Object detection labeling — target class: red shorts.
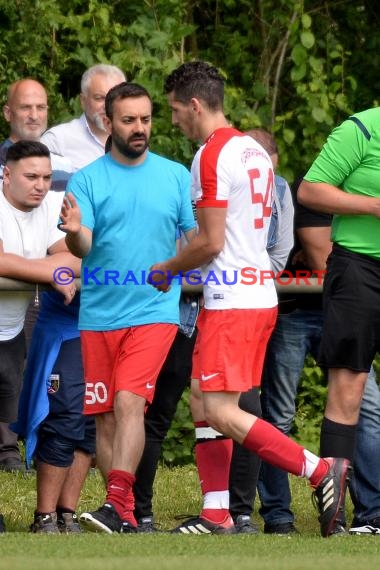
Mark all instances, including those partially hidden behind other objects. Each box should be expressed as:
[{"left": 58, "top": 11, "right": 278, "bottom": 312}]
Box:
[
  {"left": 81, "top": 324, "right": 177, "bottom": 414},
  {"left": 192, "top": 307, "right": 277, "bottom": 392}
]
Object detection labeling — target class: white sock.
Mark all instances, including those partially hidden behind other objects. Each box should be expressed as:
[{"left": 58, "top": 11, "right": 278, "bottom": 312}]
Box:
[{"left": 303, "top": 449, "right": 321, "bottom": 479}]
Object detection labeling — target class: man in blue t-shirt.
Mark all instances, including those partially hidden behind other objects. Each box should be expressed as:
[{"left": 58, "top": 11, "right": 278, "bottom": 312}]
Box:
[{"left": 61, "top": 81, "right": 196, "bottom": 534}]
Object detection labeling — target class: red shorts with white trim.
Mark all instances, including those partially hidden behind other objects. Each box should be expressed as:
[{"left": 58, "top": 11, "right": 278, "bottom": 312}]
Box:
[
  {"left": 81, "top": 324, "right": 177, "bottom": 414},
  {"left": 192, "top": 307, "right": 277, "bottom": 392}
]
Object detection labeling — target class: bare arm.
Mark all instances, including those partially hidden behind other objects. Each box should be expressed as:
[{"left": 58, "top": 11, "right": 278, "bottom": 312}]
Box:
[
  {"left": 183, "top": 227, "right": 197, "bottom": 244},
  {"left": 150, "top": 207, "right": 226, "bottom": 291},
  {"left": 0, "top": 241, "right": 80, "bottom": 283},
  {"left": 298, "top": 180, "right": 380, "bottom": 217},
  {"left": 296, "top": 226, "right": 332, "bottom": 271},
  {"left": 59, "top": 193, "right": 93, "bottom": 258},
  {"left": 0, "top": 239, "right": 80, "bottom": 304}
]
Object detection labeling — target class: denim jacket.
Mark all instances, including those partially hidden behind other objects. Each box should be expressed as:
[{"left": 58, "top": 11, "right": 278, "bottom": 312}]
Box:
[{"left": 178, "top": 292, "right": 200, "bottom": 338}]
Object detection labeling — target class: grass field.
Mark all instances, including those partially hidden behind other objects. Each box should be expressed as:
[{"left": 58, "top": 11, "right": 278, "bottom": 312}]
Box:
[{"left": 0, "top": 464, "right": 379, "bottom": 570}]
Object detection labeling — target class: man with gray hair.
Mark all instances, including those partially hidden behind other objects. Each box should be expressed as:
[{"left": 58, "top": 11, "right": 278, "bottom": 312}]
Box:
[{"left": 41, "top": 64, "right": 126, "bottom": 170}]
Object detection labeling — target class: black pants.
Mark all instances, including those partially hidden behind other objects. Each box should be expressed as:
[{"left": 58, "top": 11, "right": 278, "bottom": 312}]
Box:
[
  {"left": 134, "top": 330, "right": 197, "bottom": 519},
  {"left": 229, "top": 388, "right": 261, "bottom": 519}
]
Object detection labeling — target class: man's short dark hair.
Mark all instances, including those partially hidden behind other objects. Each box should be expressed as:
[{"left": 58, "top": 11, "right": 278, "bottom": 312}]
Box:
[
  {"left": 5, "top": 140, "right": 50, "bottom": 163},
  {"left": 245, "top": 128, "right": 278, "bottom": 157},
  {"left": 105, "top": 82, "right": 152, "bottom": 120},
  {"left": 164, "top": 61, "right": 224, "bottom": 111}
]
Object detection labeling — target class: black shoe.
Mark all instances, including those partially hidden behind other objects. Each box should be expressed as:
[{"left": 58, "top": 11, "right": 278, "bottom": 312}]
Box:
[
  {"left": 0, "top": 514, "right": 5, "bottom": 533},
  {"left": 0, "top": 457, "right": 25, "bottom": 473},
  {"left": 57, "top": 512, "right": 82, "bottom": 534},
  {"left": 79, "top": 503, "right": 122, "bottom": 534},
  {"left": 234, "top": 515, "right": 259, "bottom": 534},
  {"left": 30, "top": 512, "right": 59, "bottom": 534},
  {"left": 137, "top": 516, "right": 158, "bottom": 533},
  {"left": 121, "top": 520, "right": 138, "bottom": 534},
  {"left": 264, "top": 522, "right": 299, "bottom": 535},
  {"left": 312, "top": 457, "right": 351, "bottom": 538},
  {"left": 349, "top": 516, "right": 380, "bottom": 535},
  {"left": 171, "top": 515, "right": 235, "bottom": 535}
]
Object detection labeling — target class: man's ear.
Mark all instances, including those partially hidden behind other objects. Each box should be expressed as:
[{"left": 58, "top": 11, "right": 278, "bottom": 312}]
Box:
[
  {"left": 3, "top": 105, "right": 11, "bottom": 123},
  {"left": 2, "top": 165, "right": 10, "bottom": 184},
  {"left": 190, "top": 98, "right": 202, "bottom": 113},
  {"left": 79, "top": 92, "right": 86, "bottom": 111},
  {"left": 103, "top": 116, "right": 112, "bottom": 135}
]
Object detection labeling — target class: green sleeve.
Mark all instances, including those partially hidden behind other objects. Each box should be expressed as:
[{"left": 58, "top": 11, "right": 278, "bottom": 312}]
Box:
[{"left": 304, "top": 118, "right": 368, "bottom": 188}]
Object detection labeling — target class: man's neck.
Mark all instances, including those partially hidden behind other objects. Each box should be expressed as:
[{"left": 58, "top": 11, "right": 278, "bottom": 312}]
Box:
[
  {"left": 199, "top": 113, "right": 230, "bottom": 143},
  {"left": 110, "top": 147, "right": 148, "bottom": 167}
]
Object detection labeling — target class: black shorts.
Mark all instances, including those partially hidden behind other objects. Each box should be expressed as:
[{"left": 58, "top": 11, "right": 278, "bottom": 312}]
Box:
[
  {"left": 39, "top": 337, "right": 96, "bottom": 454},
  {"left": 318, "top": 244, "right": 380, "bottom": 372},
  {"left": 0, "top": 330, "right": 25, "bottom": 422}
]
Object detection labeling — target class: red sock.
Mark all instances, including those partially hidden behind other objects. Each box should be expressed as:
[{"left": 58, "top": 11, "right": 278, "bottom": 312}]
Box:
[
  {"left": 106, "top": 469, "right": 135, "bottom": 519},
  {"left": 122, "top": 487, "right": 137, "bottom": 526},
  {"left": 243, "top": 418, "right": 305, "bottom": 476},
  {"left": 195, "top": 421, "right": 233, "bottom": 524},
  {"left": 309, "top": 459, "right": 329, "bottom": 487}
]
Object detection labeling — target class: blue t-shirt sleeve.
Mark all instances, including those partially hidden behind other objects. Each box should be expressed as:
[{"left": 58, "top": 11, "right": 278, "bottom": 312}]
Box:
[
  {"left": 177, "top": 166, "right": 196, "bottom": 234},
  {"left": 67, "top": 170, "right": 95, "bottom": 231}
]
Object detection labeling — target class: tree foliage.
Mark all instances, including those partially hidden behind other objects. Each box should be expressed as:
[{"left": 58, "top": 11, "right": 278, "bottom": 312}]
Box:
[
  {"left": 0, "top": 0, "right": 379, "bottom": 176},
  {"left": 1, "top": 0, "right": 379, "bottom": 463}
]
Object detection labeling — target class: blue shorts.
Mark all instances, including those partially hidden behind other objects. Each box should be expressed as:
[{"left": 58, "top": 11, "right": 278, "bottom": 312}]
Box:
[{"left": 36, "top": 338, "right": 96, "bottom": 467}]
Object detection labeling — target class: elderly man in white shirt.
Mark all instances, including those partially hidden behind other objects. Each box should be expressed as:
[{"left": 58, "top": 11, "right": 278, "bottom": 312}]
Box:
[{"left": 41, "top": 64, "right": 126, "bottom": 170}]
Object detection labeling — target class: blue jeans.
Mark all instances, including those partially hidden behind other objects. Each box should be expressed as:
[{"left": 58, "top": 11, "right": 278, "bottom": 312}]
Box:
[{"left": 258, "top": 308, "right": 380, "bottom": 525}]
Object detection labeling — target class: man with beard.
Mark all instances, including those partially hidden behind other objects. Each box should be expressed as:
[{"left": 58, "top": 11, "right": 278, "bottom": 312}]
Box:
[
  {"left": 59, "top": 82, "right": 196, "bottom": 534},
  {"left": 41, "top": 64, "right": 126, "bottom": 170}
]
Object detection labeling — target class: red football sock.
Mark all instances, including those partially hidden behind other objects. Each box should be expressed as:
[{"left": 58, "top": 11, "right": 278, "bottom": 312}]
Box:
[
  {"left": 122, "top": 487, "right": 137, "bottom": 526},
  {"left": 309, "top": 459, "right": 329, "bottom": 487},
  {"left": 106, "top": 469, "right": 135, "bottom": 519},
  {"left": 195, "top": 421, "right": 233, "bottom": 524},
  {"left": 243, "top": 418, "right": 306, "bottom": 476}
]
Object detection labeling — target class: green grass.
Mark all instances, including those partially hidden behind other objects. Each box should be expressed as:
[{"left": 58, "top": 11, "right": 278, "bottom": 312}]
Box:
[{"left": 0, "top": 465, "right": 379, "bottom": 570}]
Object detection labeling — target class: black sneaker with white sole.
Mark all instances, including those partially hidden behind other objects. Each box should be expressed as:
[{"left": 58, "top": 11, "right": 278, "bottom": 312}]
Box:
[
  {"left": 349, "top": 516, "right": 380, "bottom": 535},
  {"left": 312, "top": 457, "right": 351, "bottom": 538},
  {"left": 79, "top": 503, "right": 122, "bottom": 534}
]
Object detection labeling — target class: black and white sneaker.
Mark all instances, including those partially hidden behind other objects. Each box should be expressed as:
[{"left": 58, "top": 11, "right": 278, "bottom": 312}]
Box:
[
  {"left": 79, "top": 503, "right": 122, "bottom": 534},
  {"left": 312, "top": 457, "right": 351, "bottom": 538},
  {"left": 121, "top": 520, "right": 138, "bottom": 534},
  {"left": 349, "top": 516, "right": 380, "bottom": 535},
  {"left": 171, "top": 514, "right": 235, "bottom": 535},
  {"left": 57, "top": 512, "right": 82, "bottom": 534},
  {"left": 137, "top": 516, "right": 158, "bottom": 533},
  {"left": 234, "top": 515, "right": 259, "bottom": 534},
  {"left": 30, "top": 512, "right": 59, "bottom": 534}
]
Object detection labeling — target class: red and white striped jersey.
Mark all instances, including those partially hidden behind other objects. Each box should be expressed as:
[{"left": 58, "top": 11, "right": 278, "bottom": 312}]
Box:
[{"left": 191, "top": 127, "right": 278, "bottom": 309}]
